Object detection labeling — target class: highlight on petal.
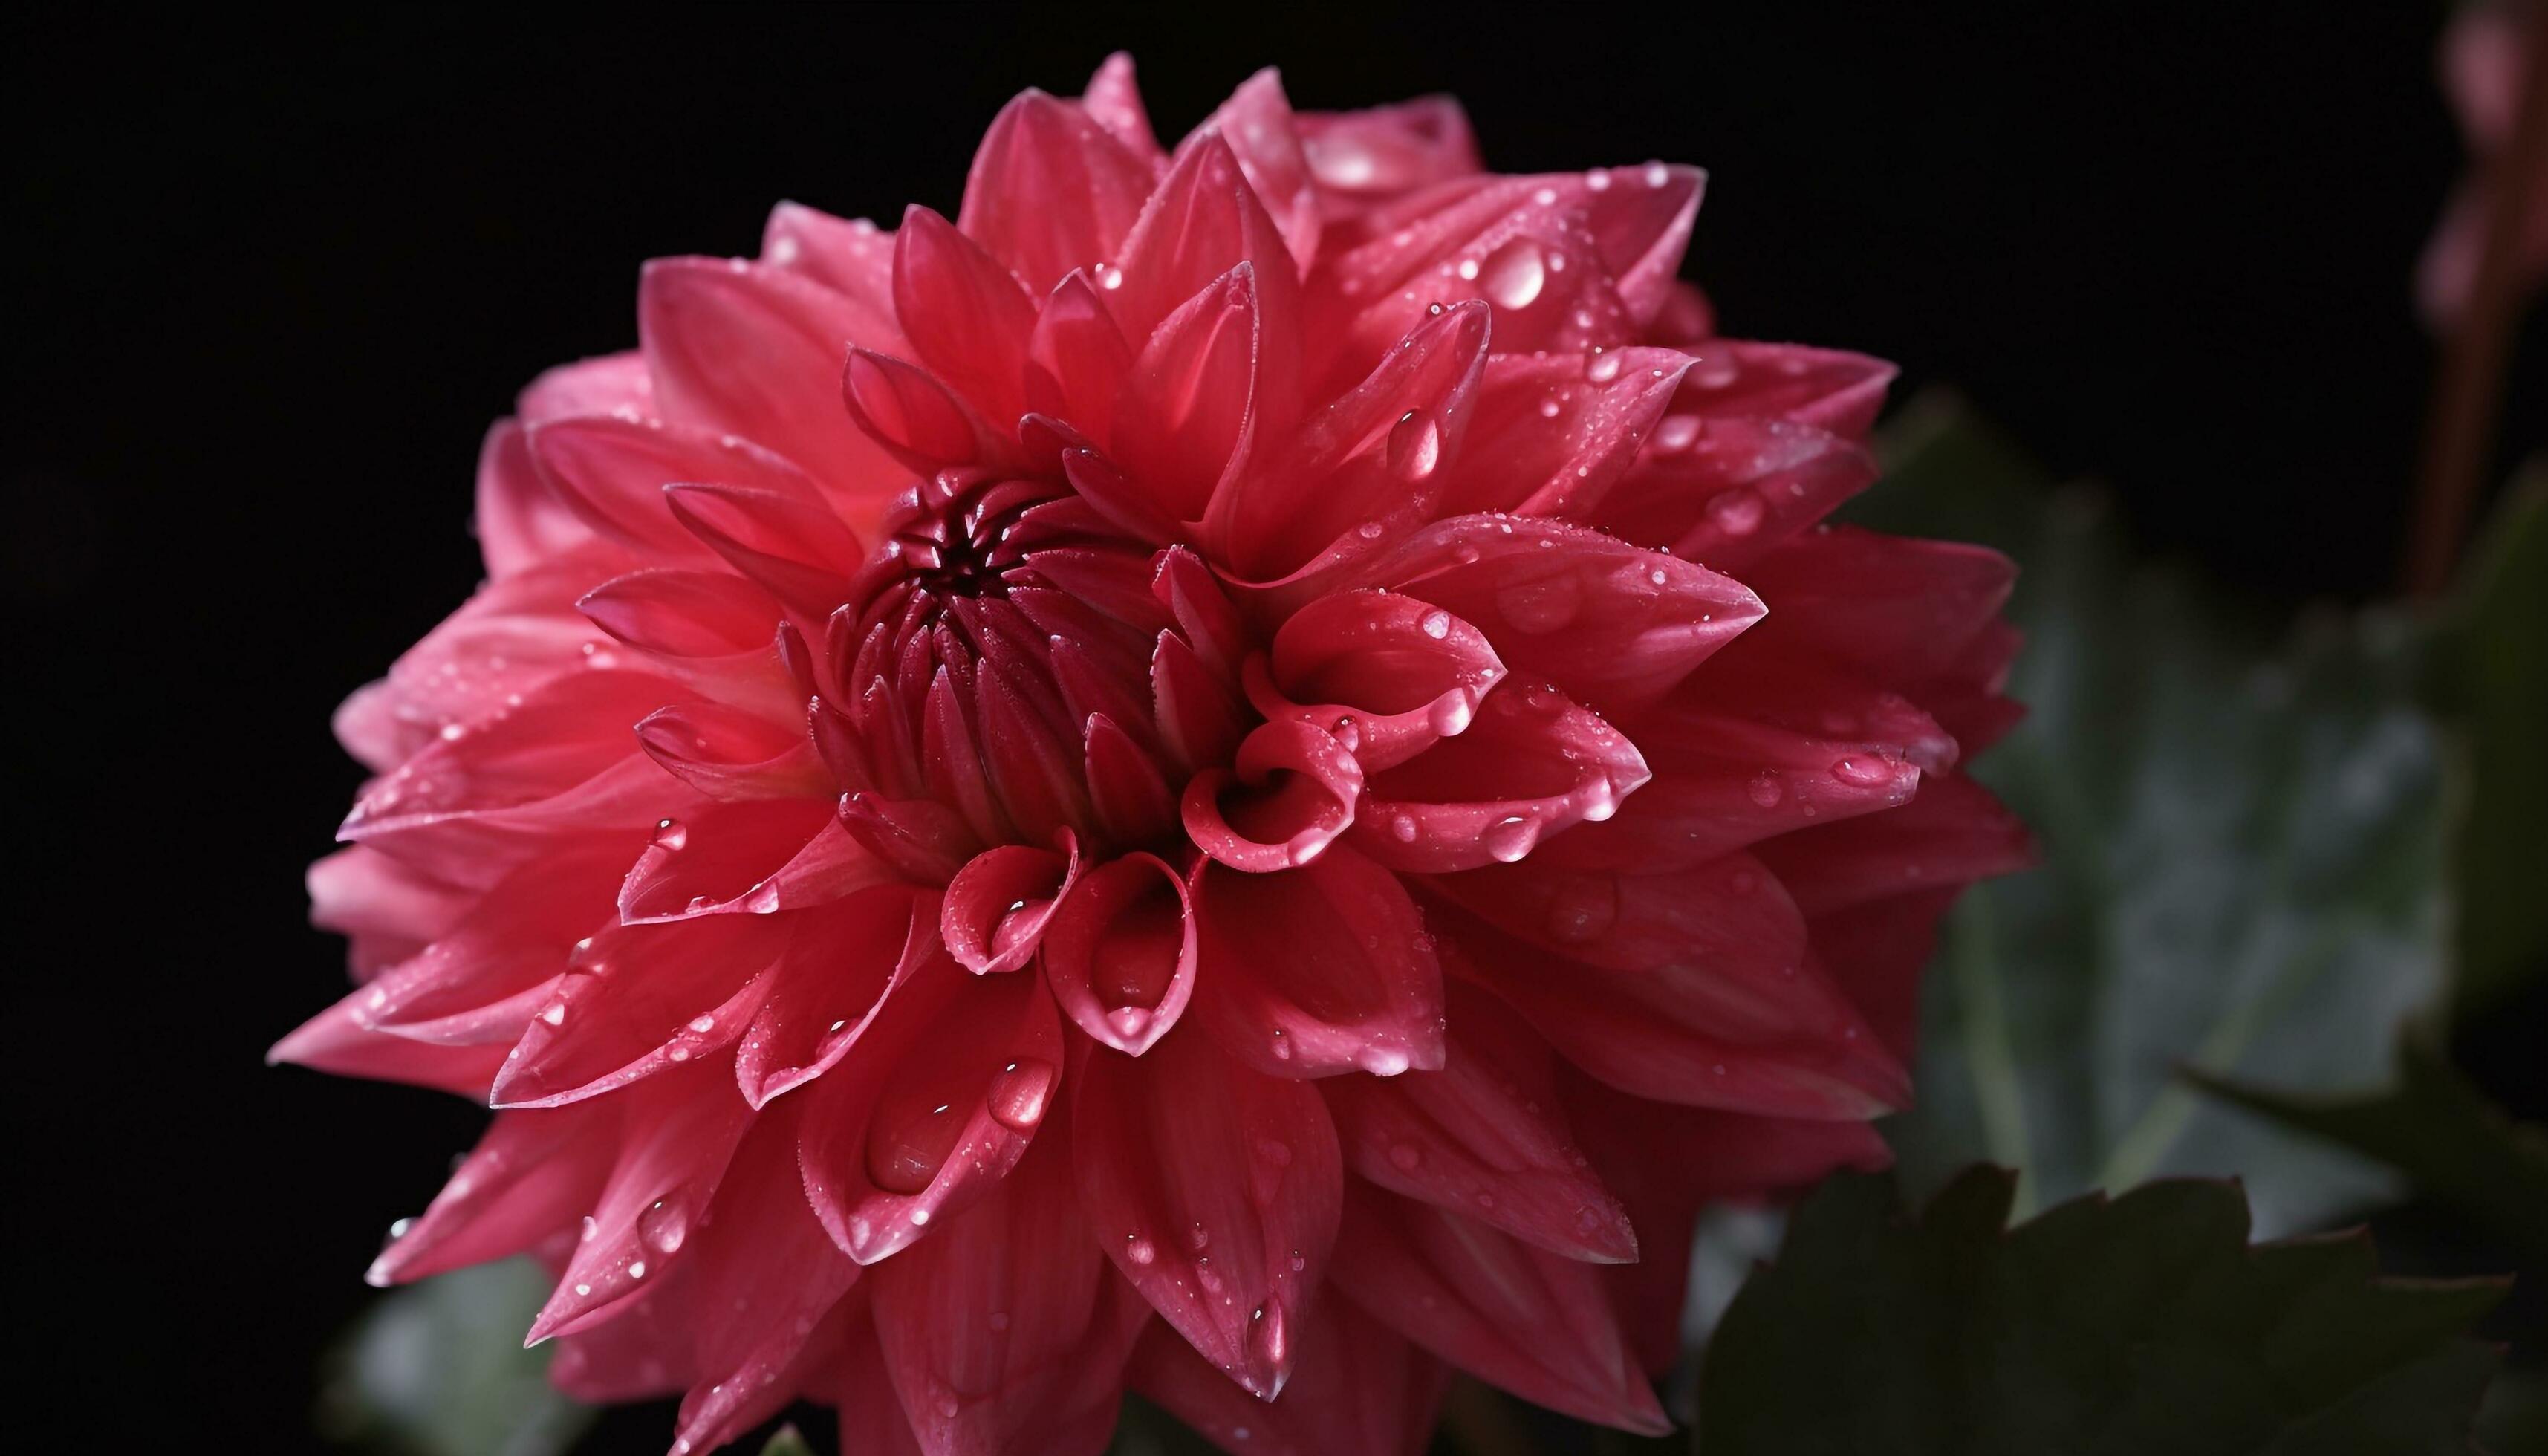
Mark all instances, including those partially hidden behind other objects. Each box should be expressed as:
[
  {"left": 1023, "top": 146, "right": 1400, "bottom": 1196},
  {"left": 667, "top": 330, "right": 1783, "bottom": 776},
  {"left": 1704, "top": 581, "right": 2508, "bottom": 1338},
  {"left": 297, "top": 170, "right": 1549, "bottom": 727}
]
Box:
[
  {"left": 940, "top": 832, "right": 1082, "bottom": 975},
  {"left": 1246, "top": 589, "right": 1506, "bottom": 773},
  {"left": 1073, "top": 1023, "right": 1342, "bottom": 1397},
  {"left": 1180, "top": 716, "right": 1364, "bottom": 873},
  {"left": 1351, "top": 678, "right": 1649, "bottom": 874}
]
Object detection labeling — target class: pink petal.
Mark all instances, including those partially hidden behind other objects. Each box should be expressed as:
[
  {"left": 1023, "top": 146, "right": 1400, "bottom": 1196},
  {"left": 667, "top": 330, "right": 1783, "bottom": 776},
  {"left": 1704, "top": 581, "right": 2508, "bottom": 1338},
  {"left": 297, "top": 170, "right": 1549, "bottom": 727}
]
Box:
[
  {"left": 1441, "top": 347, "right": 1694, "bottom": 519},
  {"left": 525, "top": 1064, "right": 758, "bottom": 1343},
  {"left": 960, "top": 89, "right": 1156, "bottom": 295},
  {"left": 871, "top": 1133, "right": 1148, "bottom": 1456},
  {"left": 1596, "top": 417, "right": 1879, "bottom": 570},
  {"left": 1111, "top": 263, "right": 1270, "bottom": 527},
  {"left": 1079, "top": 53, "right": 1166, "bottom": 166},
  {"left": 1351, "top": 679, "right": 1648, "bottom": 873},
  {"left": 1322, "top": 984, "right": 1634, "bottom": 1262},
  {"left": 663, "top": 481, "right": 864, "bottom": 622},
  {"left": 1108, "top": 134, "right": 1301, "bottom": 368},
  {"left": 1131, "top": 1297, "right": 1448, "bottom": 1456},
  {"left": 1296, "top": 96, "right": 1483, "bottom": 218},
  {"left": 364, "top": 1105, "right": 619, "bottom": 1287},
  {"left": 733, "top": 885, "right": 939, "bottom": 1108},
  {"left": 1194, "top": 68, "right": 1321, "bottom": 273},
  {"left": 1192, "top": 846, "right": 1444, "bottom": 1079},
  {"left": 474, "top": 418, "right": 594, "bottom": 579},
  {"left": 1752, "top": 769, "right": 2032, "bottom": 917},
  {"left": 1330, "top": 1180, "right": 1668, "bottom": 1434},
  {"left": 758, "top": 203, "right": 906, "bottom": 351},
  {"left": 1026, "top": 272, "right": 1137, "bottom": 447},
  {"left": 1041, "top": 851, "right": 1197, "bottom": 1056},
  {"left": 517, "top": 350, "right": 657, "bottom": 425},
  {"left": 796, "top": 964, "right": 1064, "bottom": 1263},
  {"left": 526, "top": 414, "right": 828, "bottom": 560},
  {"left": 638, "top": 256, "right": 906, "bottom": 519},
  {"left": 1342, "top": 513, "right": 1762, "bottom": 709},
  {"left": 894, "top": 205, "right": 1039, "bottom": 433},
  {"left": 1071, "top": 1023, "right": 1342, "bottom": 1397},
  {"left": 617, "top": 799, "right": 883, "bottom": 923},
  {"left": 634, "top": 699, "right": 828, "bottom": 803},
  {"left": 1431, "top": 862, "right": 1908, "bottom": 1118}
]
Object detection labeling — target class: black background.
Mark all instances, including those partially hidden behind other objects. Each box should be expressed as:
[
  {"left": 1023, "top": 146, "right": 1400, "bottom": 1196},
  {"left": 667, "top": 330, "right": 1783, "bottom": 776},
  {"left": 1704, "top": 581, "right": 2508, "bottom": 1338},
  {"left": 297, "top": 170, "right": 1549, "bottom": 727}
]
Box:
[{"left": 10, "top": 4, "right": 2541, "bottom": 1451}]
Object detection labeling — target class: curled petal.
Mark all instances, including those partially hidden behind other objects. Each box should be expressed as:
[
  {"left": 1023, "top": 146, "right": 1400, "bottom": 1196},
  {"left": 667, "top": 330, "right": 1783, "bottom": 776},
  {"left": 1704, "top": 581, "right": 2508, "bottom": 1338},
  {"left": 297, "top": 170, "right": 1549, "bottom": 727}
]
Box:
[
  {"left": 1112, "top": 263, "right": 1268, "bottom": 527},
  {"left": 1249, "top": 591, "right": 1506, "bottom": 774},
  {"left": 941, "top": 832, "right": 1082, "bottom": 975},
  {"left": 1192, "top": 847, "right": 1445, "bottom": 1079},
  {"left": 841, "top": 348, "right": 1001, "bottom": 474},
  {"left": 634, "top": 700, "right": 828, "bottom": 803},
  {"left": 1027, "top": 272, "right": 1135, "bottom": 446},
  {"left": 1071, "top": 1024, "right": 1342, "bottom": 1397},
  {"left": 1109, "top": 134, "right": 1301, "bottom": 357},
  {"left": 1330, "top": 1180, "right": 1668, "bottom": 1434},
  {"left": 1151, "top": 628, "right": 1248, "bottom": 776},
  {"left": 1181, "top": 717, "right": 1364, "bottom": 873},
  {"left": 1041, "top": 852, "right": 1196, "bottom": 1055}
]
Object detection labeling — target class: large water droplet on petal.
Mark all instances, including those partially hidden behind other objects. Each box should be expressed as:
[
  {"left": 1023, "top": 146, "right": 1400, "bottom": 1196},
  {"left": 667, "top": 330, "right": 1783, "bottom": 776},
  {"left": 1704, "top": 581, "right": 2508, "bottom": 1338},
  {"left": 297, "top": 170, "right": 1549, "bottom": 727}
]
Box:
[
  {"left": 1386, "top": 409, "right": 1442, "bottom": 482},
  {"left": 987, "top": 1058, "right": 1056, "bottom": 1131},
  {"left": 1478, "top": 238, "right": 1547, "bottom": 309},
  {"left": 1483, "top": 816, "right": 1539, "bottom": 863}
]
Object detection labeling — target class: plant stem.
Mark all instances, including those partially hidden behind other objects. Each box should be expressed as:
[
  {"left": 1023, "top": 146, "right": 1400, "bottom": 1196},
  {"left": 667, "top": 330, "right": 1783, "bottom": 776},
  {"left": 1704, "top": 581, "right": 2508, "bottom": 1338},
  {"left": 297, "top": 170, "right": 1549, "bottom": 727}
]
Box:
[{"left": 2406, "top": 16, "right": 2548, "bottom": 598}]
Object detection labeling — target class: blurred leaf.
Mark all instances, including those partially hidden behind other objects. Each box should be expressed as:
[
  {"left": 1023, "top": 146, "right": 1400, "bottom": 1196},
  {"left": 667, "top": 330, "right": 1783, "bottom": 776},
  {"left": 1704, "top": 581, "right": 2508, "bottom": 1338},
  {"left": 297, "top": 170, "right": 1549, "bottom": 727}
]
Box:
[
  {"left": 757, "top": 1426, "right": 818, "bottom": 1456},
  {"left": 316, "top": 1259, "right": 591, "bottom": 1456},
  {"left": 2186, "top": 1029, "right": 2548, "bottom": 1268},
  {"left": 1697, "top": 1166, "right": 2505, "bottom": 1456},
  {"left": 2427, "top": 469, "right": 2548, "bottom": 1018},
  {"left": 1860, "top": 395, "right": 2451, "bottom": 1235}
]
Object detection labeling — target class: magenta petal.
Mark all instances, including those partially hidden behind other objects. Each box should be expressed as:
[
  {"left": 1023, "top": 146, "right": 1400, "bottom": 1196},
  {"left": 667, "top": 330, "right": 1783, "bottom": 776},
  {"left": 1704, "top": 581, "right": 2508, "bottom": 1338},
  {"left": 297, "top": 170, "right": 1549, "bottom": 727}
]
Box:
[
  {"left": 1111, "top": 262, "right": 1268, "bottom": 527},
  {"left": 1192, "top": 847, "right": 1445, "bottom": 1080},
  {"left": 1330, "top": 1180, "right": 1668, "bottom": 1434},
  {"left": 526, "top": 414, "right": 825, "bottom": 560},
  {"left": 1079, "top": 52, "right": 1166, "bottom": 165},
  {"left": 841, "top": 347, "right": 999, "bottom": 474},
  {"left": 1027, "top": 273, "right": 1136, "bottom": 447},
  {"left": 474, "top": 418, "right": 594, "bottom": 579},
  {"left": 940, "top": 833, "right": 1082, "bottom": 975},
  {"left": 618, "top": 800, "right": 884, "bottom": 923},
  {"left": 1180, "top": 717, "right": 1363, "bottom": 873},
  {"left": 1072, "top": 1024, "right": 1342, "bottom": 1397},
  {"left": 1443, "top": 347, "right": 1695, "bottom": 519},
  {"left": 634, "top": 700, "right": 828, "bottom": 803},
  {"left": 1322, "top": 984, "right": 1634, "bottom": 1262},
  {"left": 516, "top": 350, "right": 657, "bottom": 426},
  {"left": 1108, "top": 134, "right": 1303, "bottom": 370},
  {"left": 1296, "top": 94, "right": 1483, "bottom": 218},
  {"left": 488, "top": 911, "right": 788, "bottom": 1109},
  {"left": 796, "top": 966, "right": 1063, "bottom": 1264},
  {"left": 663, "top": 481, "right": 864, "bottom": 622},
  {"left": 579, "top": 568, "right": 783, "bottom": 659},
  {"left": 758, "top": 203, "right": 904, "bottom": 342},
  {"left": 894, "top": 204, "right": 1039, "bottom": 432},
  {"left": 1195, "top": 68, "right": 1321, "bottom": 273},
  {"left": 1041, "top": 852, "right": 1196, "bottom": 1055}
]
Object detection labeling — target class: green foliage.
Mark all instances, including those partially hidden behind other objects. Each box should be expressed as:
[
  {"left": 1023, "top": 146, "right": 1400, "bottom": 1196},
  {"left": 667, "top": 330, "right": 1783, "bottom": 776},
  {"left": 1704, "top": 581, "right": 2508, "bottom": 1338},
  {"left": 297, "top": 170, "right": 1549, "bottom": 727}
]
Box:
[
  {"left": 1697, "top": 1167, "right": 2506, "bottom": 1456},
  {"left": 755, "top": 1426, "right": 818, "bottom": 1456},
  {"left": 317, "top": 1259, "right": 591, "bottom": 1456},
  {"left": 1857, "top": 397, "right": 2451, "bottom": 1235}
]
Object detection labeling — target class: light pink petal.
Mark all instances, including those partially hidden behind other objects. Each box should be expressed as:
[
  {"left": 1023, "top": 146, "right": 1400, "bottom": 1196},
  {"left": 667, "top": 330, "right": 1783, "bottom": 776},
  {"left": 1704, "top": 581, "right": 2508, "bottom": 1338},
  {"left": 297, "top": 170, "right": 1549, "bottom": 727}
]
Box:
[
  {"left": 894, "top": 205, "right": 1039, "bottom": 432},
  {"left": 1108, "top": 134, "right": 1302, "bottom": 367},
  {"left": 526, "top": 414, "right": 828, "bottom": 560},
  {"left": 663, "top": 481, "right": 865, "bottom": 622},
  {"left": 1596, "top": 416, "right": 1879, "bottom": 569},
  {"left": 634, "top": 699, "right": 828, "bottom": 803},
  {"left": 474, "top": 418, "right": 593, "bottom": 579},
  {"left": 1322, "top": 984, "right": 1634, "bottom": 1262},
  {"left": 1440, "top": 347, "right": 1695, "bottom": 519},
  {"left": 1072, "top": 1023, "right": 1342, "bottom": 1397},
  {"left": 1041, "top": 851, "right": 1197, "bottom": 1056},
  {"left": 1192, "top": 847, "right": 1444, "bottom": 1079},
  {"left": 1296, "top": 96, "right": 1483, "bottom": 218},
  {"left": 1330, "top": 1180, "right": 1668, "bottom": 1434},
  {"left": 759, "top": 203, "right": 906, "bottom": 351},
  {"left": 518, "top": 351, "right": 657, "bottom": 425},
  {"left": 1079, "top": 52, "right": 1166, "bottom": 165},
  {"left": 617, "top": 799, "right": 884, "bottom": 923}
]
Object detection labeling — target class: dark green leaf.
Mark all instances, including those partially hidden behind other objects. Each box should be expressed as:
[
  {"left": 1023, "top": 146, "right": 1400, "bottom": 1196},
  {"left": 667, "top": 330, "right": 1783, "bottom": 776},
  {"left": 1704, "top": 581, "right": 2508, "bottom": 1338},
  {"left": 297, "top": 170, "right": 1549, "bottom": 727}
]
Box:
[
  {"left": 756, "top": 1426, "right": 818, "bottom": 1456},
  {"left": 1862, "top": 396, "right": 2452, "bottom": 1235},
  {"left": 1697, "top": 1166, "right": 2505, "bottom": 1456},
  {"left": 2186, "top": 1029, "right": 2548, "bottom": 1268},
  {"left": 2428, "top": 469, "right": 2548, "bottom": 1018},
  {"left": 316, "top": 1258, "right": 591, "bottom": 1456}
]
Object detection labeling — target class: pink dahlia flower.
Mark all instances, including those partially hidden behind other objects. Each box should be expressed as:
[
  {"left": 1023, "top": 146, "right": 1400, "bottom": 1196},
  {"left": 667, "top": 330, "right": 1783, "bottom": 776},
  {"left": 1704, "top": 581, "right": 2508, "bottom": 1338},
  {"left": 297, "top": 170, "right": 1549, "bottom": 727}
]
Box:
[{"left": 277, "top": 55, "right": 2027, "bottom": 1455}]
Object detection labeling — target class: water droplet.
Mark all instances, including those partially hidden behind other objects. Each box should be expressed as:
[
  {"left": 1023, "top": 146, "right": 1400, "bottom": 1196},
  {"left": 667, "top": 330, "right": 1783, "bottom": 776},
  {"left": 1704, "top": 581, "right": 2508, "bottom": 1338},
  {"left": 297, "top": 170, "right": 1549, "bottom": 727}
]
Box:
[
  {"left": 651, "top": 818, "right": 687, "bottom": 851},
  {"left": 1418, "top": 609, "right": 1452, "bottom": 640},
  {"left": 579, "top": 1215, "right": 598, "bottom": 1243},
  {"left": 1707, "top": 490, "right": 1764, "bottom": 535},
  {"left": 1585, "top": 348, "right": 1622, "bottom": 383},
  {"left": 1388, "top": 1142, "right": 1423, "bottom": 1171},
  {"left": 987, "top": 1057, "right": 1056, "bottom": 1131},
  {"left": 1654, "top": 415, "right": 1703, "bottom": 452},
  {"left": 1831, "top": 757, "right": 1894, "bottom": 787},
  {"left": 637, "top": 1193, "right": 690, "bottom": 1255},
  {"left": 1386, "top": 409, "right": 1441, "bottom": 481},
  {"left": 1483, "top": 816, "right": 1539, "bottom": 862},
  {"left": 627, "top": 1260, "right": 648, "bottom": 1280},
  {"left": 539, "top": 1001, "right": 565, "bottom": 1027},
  {"left": 686, "top": 1014, "right": 715, "bottom": 1035},
  {"left": 1390, "top": 813, "right": 1420, "bottom": 842},
  {"left": 1746, "top": 773, "right": 1785, "bottom": 808},
  {"left": 1477, "top": 238, "right": 1547, "bottom": 309}
]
